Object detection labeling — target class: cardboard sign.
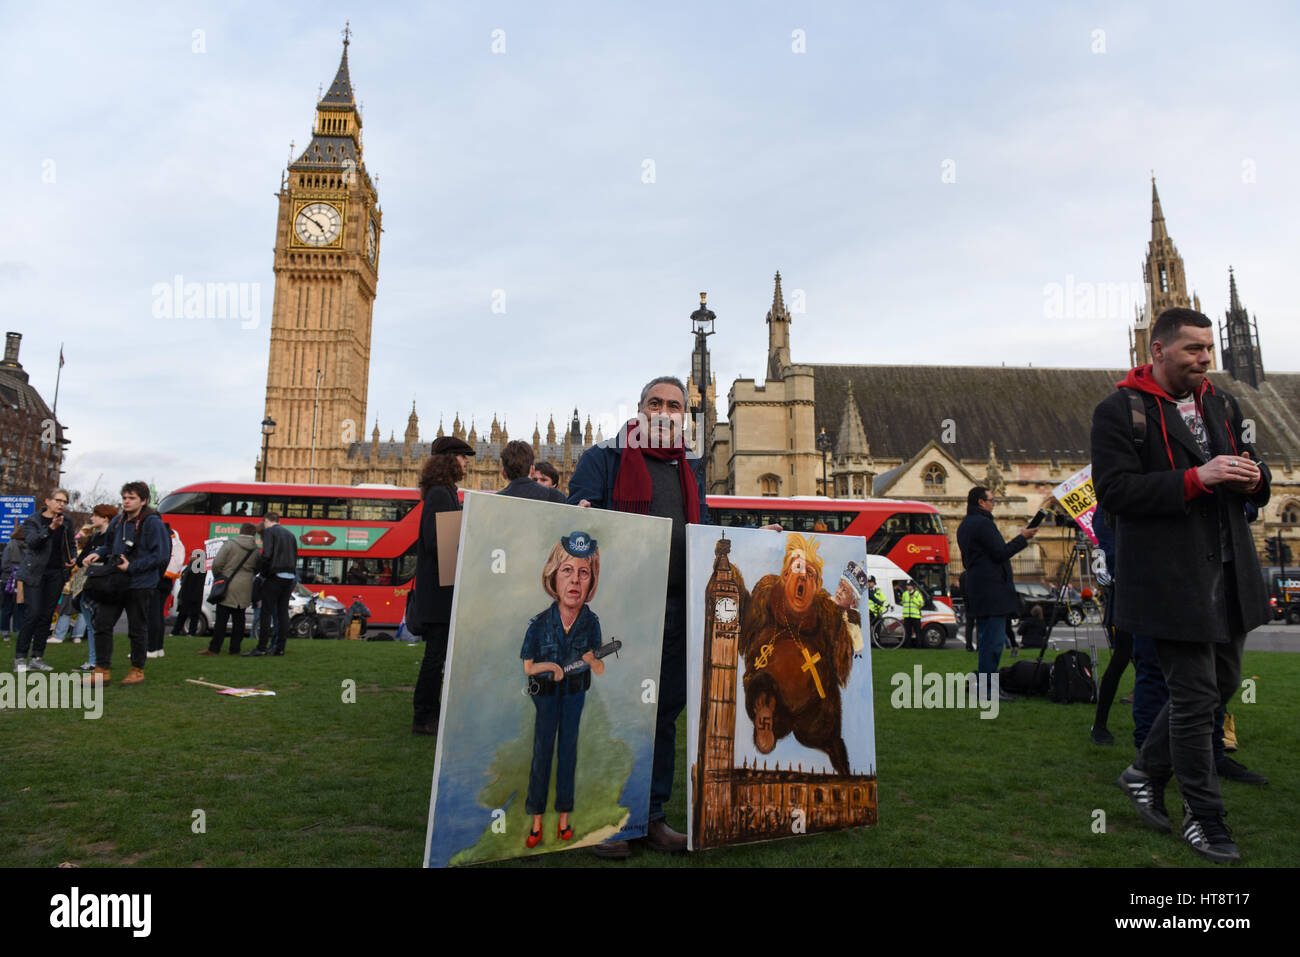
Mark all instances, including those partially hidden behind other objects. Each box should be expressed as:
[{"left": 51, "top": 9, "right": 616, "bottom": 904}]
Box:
[
  {"left": 436, "top": 511, "right": 461, "bottom": 586},
  {"left": 1052, "top": 465, "right": 1099, "bottom": 545}
]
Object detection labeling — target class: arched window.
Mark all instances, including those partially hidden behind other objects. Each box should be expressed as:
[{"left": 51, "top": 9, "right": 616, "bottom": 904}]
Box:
[
  {"left": 759, "top": 473, "right": 780, "bottom": 497},
  {"left": 1282, "top": 501, "right": 1300, "bottom": 524},
  {"left": 923, "top": 463, "right": 947, "bottom": 493}
]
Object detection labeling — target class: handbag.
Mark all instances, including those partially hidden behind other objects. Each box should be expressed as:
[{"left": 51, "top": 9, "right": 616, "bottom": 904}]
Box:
[
  {"left": 208, "top": 544, "right": 255, "bottom": 606},
  {"left": 83, "top": 563, "right": 130, "bottom": 603}
]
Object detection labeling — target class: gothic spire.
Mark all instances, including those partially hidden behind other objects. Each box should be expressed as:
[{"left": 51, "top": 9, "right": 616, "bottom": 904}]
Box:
[
  {"left": 766, "top": 270, "right": 790, "bottom": 323},
  {"left": 1150, "top": 174, "right": 1168, "bottom": 243},
  {"left": 1228, "top": 265, "right": 1241, "bottom": 312},
  {"left": 322, "top": 24, "right": 356, "bottom": 105},
  {"left": 834, "top": 382, "right": 870, "bottom": 459}
]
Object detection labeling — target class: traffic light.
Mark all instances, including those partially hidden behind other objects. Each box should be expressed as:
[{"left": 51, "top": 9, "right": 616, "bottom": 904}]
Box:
[
  {"left": 1264, "top": 539, "right": 1279, "bottom": 564},
  {"left": 1283, "top": 542, "right": 1294, "bottom": 565}
]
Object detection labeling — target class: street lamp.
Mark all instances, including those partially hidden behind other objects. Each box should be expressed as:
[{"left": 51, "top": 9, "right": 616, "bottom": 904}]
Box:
[
  {"left": 816, "top": 427, "right": 833, "bottom": 496},
  {"left": 260, "top": 416, "right": 276, "bottom": 482}
]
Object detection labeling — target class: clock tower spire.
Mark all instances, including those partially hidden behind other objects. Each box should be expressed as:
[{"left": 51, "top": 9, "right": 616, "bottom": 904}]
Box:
[{"left": 260, "top": 29, "right": 383, "bottom": 484}]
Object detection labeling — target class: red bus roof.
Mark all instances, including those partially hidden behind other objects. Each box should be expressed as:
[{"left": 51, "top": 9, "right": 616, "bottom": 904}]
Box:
[
  {"left": 708, "top": 495, "right": 938, "bottom": 511},
  {"left": 165, "top": 480, "right": 420, "bottom": 500}
]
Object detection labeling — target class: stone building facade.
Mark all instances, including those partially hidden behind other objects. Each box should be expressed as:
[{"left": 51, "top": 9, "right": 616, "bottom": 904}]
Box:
[{"left": 710, "top": 187, "right": 1300, "bottom": 583}]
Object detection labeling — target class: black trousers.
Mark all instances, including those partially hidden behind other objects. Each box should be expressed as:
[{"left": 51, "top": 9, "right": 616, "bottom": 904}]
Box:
[
  {"left": 1135, "top": 567, "right": 1246, "bottom": 817},
  {"left": 92, "top": 588, "right": 153, "bottom": 670},
  {"left": 412, "top": 621, "right": 450, "bottom": 725},
  {"left": 903, "top": 617, "right": 921, "bottom": 648},
  {"left": 649, "top": 593, "right": 687, "bottom": 822},
  {"left": 258, "top": 576, "right": 294, "bottom": 652},
  {"left": 210, "top": 605, "right": 247, "bottom": 654},
  {"left": 16, "top": 571, "right": 65, "bottom": 659},
  {"left": 1093, "top": 627, "right": 1133, "bottom": 731}
]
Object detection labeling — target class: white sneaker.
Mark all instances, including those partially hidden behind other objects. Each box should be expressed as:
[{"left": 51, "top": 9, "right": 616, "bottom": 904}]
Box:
[
  {"left": 27, "top": 657, "right": 52, "bottom": 672},
  {"left": 47, "top": 637, "right": 63, "bottom": 644},
  {"left": 14, "top": 658, "right": 28, "bottom": 672},
  {"left": 157, "top": 648, "right": 165, "bottom": 658}
]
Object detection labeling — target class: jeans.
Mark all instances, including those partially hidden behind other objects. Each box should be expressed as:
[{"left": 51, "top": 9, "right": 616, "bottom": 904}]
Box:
[
  {"left": 525, "top": 689, "right": 586, "bottom": 814},
  {"left": 1131, "top": 635, "right": 1169, "bottom": 750},
  {"left": 147, "top": 576, "right": 170, "bottom": 653},
  {"left": 412, "top": 621, "right": 450, "bottom": 725},
  {"left": 52, "top": 606, "right": 89, "bottom": 640},
  {"left": 82, "top": 596, "right": 98, "bottom": 666},
  {"left": 1134, "top": 567, "right": 1246, "bottom": 817},
  {"left": 649, "top": 594, "right": 687, "bottom": 822},
  {"left": 92, "top": 588, "right": 154, "bottom": 670},
  {"left": 975, "top": 615, "right": 1007, "bottom": 676},
  {"left": 17, "top": 571, "right": 65, "bottom": 659}
]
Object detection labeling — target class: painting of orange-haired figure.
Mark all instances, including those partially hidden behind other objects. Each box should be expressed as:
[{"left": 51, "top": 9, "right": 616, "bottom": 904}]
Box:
[{"left": 737, "top": 533, "right": 855, "bottom": 775}]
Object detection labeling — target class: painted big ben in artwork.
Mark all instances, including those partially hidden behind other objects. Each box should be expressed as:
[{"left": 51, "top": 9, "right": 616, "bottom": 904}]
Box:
[{"left": 260, "top": 28, "right": 382, "bottom": 484}]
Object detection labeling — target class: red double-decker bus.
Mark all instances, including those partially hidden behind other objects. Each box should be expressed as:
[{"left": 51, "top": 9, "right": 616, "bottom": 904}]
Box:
[
  {"left": 158, "top": 481, "right": 424, "bottom": 626},
  {"left": 705, "top": 495, "right": 951, "bottom": 597}
]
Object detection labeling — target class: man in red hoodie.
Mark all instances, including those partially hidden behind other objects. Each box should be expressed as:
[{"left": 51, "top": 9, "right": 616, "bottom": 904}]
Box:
[{"left": 1091, "top": 308, "right": 1271, "bottom": 864}]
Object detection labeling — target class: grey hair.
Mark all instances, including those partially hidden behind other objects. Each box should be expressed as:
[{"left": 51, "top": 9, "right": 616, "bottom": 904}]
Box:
[{"left": 638, "top": 375, "right": 687, "bottom": 408}]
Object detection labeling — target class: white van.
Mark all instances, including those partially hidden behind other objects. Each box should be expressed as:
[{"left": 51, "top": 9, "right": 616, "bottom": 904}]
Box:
[{"left": 866, "top": 554, "right": 957, "bottom": 649}]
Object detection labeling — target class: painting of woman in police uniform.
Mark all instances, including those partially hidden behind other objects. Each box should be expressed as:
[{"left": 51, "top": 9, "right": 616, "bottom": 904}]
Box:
[{"left": 423, "top": 493, "right": 670, "bottom": 867}]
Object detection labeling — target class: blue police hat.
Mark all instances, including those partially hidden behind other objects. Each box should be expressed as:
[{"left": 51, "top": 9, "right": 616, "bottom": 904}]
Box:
[{"left": 560, "top": 531, "right": 598, "bottom": 558}]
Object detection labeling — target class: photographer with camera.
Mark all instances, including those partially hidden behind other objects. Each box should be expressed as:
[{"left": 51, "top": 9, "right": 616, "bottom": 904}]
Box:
[
  {"left": 82, "top": 482, "right": 170, "bottom": 686},
  {"left": 13, "top": 488, "right": 76, "bottom": 672}
]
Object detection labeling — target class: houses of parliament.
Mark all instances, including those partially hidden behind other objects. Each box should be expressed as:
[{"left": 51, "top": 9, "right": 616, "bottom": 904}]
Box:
[{"left": 258, "top": 37, "right": 1299, "bottom": 576}]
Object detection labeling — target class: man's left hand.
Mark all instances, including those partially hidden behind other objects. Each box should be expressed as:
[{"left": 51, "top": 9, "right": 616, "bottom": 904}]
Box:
[{"left": 116, "top": 556, "right": 130, "bottom": 571}]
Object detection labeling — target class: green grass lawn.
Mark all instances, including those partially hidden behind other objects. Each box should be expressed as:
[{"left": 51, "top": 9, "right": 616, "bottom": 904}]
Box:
[{"left": 2, "top": 637, "right": 1294, "bottom": 867}]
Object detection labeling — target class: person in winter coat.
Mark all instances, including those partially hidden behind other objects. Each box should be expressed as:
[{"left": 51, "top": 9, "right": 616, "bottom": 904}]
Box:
[
  {"left": 955, "top": 486, "right": 1039, "bottom": 699},
  {"left": 2, "top": 523, "right": 27, "bottom": 641},
  {"left": 1093, "top": 307, "right": 1270, "bottom": 864},
  {"left": 15, "top": 489, "right": 76, "bottom": 672},
  {"left": 73, "top": 504, "right": 119, "bottom": 671},
  {"left": 201, "top": 525, "right": 260, "bottom": 655},
  {"left": 173, "top": 549, "right": 207, "bottom": 637}
]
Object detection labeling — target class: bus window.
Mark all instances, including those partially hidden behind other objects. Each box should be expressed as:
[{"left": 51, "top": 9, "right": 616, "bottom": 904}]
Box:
[
  {"left": 316, "top": 498, "right": 349, "bottom": 520},
  {"left": 911, "top": 513, "right": 944, "bottom": 535},
  {"left": 910, "top": 562, "right": 949, "bottom": 598},
  {"left": 219, "top": 496, "right": 265, "bottom": 517},
  {"left": 157, "top": 491, "right": 211, "bottom": 514},
  {"left": 349, "top": 499, "right": 416, "bottom": 522},
  {"left": 283, "top": 499, "right": 311, "bottom": 519},
  {"left": 298, "top": 557, "right": 344, "bottom": 585},
  {"left": 883, "top": 514, "right": 909, "bottom": 534},
  {"left": 395, "top": 548, "right": 417, "bottom": 583}
]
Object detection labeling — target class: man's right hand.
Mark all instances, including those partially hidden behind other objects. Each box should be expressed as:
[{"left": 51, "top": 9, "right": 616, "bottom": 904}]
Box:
[
  {"left": 1020, "top": 526, "right": 1040, "bottom": 539},
  {"left": 548, "top": 663, "right": 565, "bottom": 681},
  {"left": 82, "top": 553, "right": 100, "bottom": 565},
  {"left": 1198, "top": 454, "right": 1260, "bottom": 489}
]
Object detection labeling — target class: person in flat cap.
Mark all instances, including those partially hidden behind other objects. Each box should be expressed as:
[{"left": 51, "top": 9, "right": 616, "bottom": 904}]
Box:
[
  {"left": 833, "top": 559, "right": 869, "bottom": 655},
  {"left": 411, "top": 436, "right": 475, "bottom": 736},
  {"left": 519, "top": 530, "right": 607, "bottom": 849}
]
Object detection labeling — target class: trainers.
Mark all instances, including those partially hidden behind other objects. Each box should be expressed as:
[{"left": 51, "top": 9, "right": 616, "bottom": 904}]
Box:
[
  {"left": 14, "top": 658, "right": 28, "bottom": 672},
  {"left": 1181, "top": 802, "right": 1240, "bottom": 864},
  {"left": 75, "top": 662, "right": 94, "bottom": 672},
  {"left": 27, "top": 657, "right": 53, "bottom": 672},
  {"left": 1090, "top": 725, "right": 1115, "bottom": 746},
  {"left": 1216, "top": 756, "right": 1268, "bottom": 786},
  {"left": 1118, "top": 765, "right": 1171, "bottom": 832},
  {"left": 46, "top": 637, "right": 63, "bottom": 644}
]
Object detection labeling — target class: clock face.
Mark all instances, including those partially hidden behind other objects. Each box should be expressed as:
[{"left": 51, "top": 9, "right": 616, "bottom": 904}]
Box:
[
  {"left": 715, "top": 597, "right": 738, "bottom": 623},
  {"left": 366, "top": 218, "right": 377, "bottom": 263},
  {"left": 294, "top": 202, "right": 343, "bottom": 246}
]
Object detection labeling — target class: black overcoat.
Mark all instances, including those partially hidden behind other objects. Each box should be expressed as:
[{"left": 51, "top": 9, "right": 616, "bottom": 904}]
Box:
[
  {"left": 413, "top": 485, "right": 460, "bottom": 628},
  {"left": 1090, "top": 381, "right": 1271, "bottom": 643},
  {"left": 955, "top": 509, "right": 1027, "bottom": 618}
]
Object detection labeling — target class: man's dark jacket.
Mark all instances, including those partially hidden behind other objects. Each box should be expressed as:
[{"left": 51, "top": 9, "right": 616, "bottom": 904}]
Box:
[
  {"left": 91, "top": 507, "right": 169, "bottom": 590},
  {"left": 413, "top": 485, "right": 460, "bottom": 628},
  {"left": 1090, "top": 368, "right": 1271, "bottom": 643},
  {"left": 955, "top": 509, "right": 1027, "bottom": 618},
  {"left": 497, "top": 477, "right": 566, "bottom": 504},
  {"left": 260, "top": 523, "right": 299, "bottom": 576},
  {"left": 565, "top": 435, "right": 710, "bottom": 525}
]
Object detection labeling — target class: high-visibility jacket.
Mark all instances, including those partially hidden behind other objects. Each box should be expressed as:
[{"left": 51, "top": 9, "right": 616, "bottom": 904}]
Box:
[
  {"left": 867, "top": 587, "right": 887, "bottom": 617},
  {"left": 900, "top": 588, "right": 925, "bottom": 619}
]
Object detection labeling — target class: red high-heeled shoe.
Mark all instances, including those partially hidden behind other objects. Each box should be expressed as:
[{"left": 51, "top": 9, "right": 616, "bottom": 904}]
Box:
[
  {"left": 525, "top": 828, "right": 543, "bottom": 849},
  {"left": 557, "top": 822, "right": 574, "bottom": 842}
]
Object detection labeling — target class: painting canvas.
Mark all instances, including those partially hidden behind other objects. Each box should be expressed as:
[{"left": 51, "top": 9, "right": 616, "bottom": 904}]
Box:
[
  {"left": 423, "top": 492, "right": 670, "bottom": 867},
  {"left": 686, "top": 525, "right": 878, "bottom": 851}
]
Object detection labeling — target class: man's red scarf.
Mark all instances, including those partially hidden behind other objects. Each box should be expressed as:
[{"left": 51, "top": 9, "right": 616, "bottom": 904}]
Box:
[{"left": 611, "top": 419, "right": 701, "bottom": 523}]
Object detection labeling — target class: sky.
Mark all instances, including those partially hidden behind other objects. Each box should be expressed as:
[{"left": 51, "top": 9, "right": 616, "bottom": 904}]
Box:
[{"left": 3, "top": 0, "right": 1297, "bottom": 497}]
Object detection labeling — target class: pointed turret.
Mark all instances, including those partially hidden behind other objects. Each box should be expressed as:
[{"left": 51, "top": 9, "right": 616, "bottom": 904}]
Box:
[
  {"left": 404, "top": 401, "right": 419, "bottom": 446},
  {"left": 547, "top": 415, "right": 556, "bottom": 446},
  {"left": 1130, "top": 175, "right": 1194, "bottom": 368},
  {"left": 766, "top": 270, "right": 792, "bottom": 381},
  {"left": 532, "top": 421, "right": 542, "bottom": 453},
  {"left": 468, "top": 420, "right": 478, "bottom": 447},
  {"left": 834, "top": 383, "right": 870, "bottom": 459},
  {"left": 570, "top": 408, "right": 582, "bottom": 445},
  {"left": 291, "top": 26, "right": 366, "bottom": 172},
  {"left": 1150, "top": 175, "right": 1168, "bottom": 243},
  {"left": 1219, "top": 267, "right": 1265, "bottom": 388},
  {"left": 490, "top": 413, "right": 501, "bottom": 445},
  {"left": 453, "top": 412, "right": 464, "bottom": 441},
  {"left": 321, "top": 26, "right": 356, "bottom": 106},
  {"left": 500, "top": 420, "right": 508, "bottom": 445},
  {"left": 584, "top": 416, "right": 593, "bottom": 446},
  {"left": 436, "top": 417, "right": 445, "bottom": 440}
]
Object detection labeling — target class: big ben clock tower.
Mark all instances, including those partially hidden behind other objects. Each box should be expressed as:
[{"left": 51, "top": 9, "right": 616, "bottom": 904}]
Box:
[{"left": 260, "top": 25, "right": 382, "bottom": 484}]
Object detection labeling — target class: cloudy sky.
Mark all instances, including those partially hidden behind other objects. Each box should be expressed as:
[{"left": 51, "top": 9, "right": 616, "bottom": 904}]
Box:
[{"left": 4, "top": 1, "right": 1297, "bottom": 496}]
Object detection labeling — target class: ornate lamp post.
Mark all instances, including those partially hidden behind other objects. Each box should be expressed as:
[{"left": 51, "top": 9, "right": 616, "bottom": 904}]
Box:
[
  {"left": 816, "top": 427, "right": 833, "bottom": 496},
  {"left": 260, "top": 416, "right": 277, "bottom": 482}
]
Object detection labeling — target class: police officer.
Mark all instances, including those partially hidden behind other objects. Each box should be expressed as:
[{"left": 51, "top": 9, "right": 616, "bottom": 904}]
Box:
[
  {"left": 901, "top": 580, "right": 925, "bottom": 648},
  {"left": 866, "top": 576, "right": 887, "bottom": 620}
]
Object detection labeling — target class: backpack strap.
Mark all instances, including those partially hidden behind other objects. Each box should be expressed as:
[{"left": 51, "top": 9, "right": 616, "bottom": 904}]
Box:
[{"left": 1119, "top": 387, "right": 1147, "bottom": 450}]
